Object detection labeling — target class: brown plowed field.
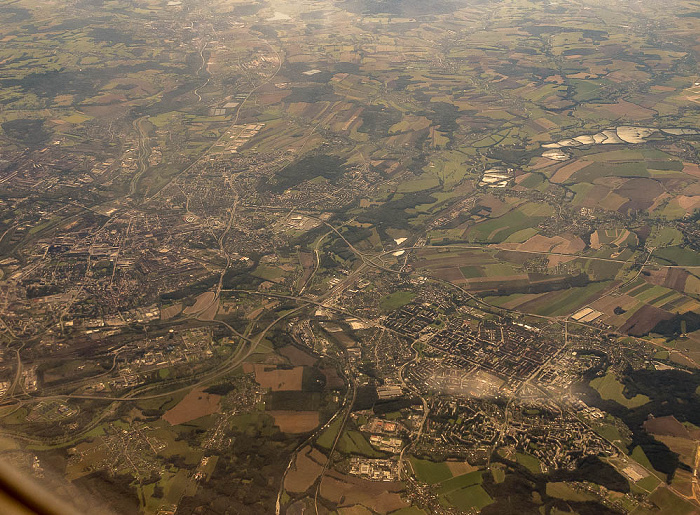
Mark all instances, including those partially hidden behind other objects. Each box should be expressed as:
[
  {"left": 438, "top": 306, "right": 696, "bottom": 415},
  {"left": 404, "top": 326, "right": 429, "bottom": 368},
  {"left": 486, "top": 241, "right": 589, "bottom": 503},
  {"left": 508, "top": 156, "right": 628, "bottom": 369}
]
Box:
[
  {"left": 320, "top": 470, "right": 408, "bottom": 514},
  {"left": 615, "top": 178, "right": 664, "bottom": 212},
  {"left": 619, "top": 304, "right": 674, "bottom": 336},
  {"left": 644, "top": 416, "right": 693, "bottom": 439},
  {"left": 280, "top": 345, "right": 318, "bottom": 366},
  {"left": 270, "top": 411, "right": 320, "bottom": 433},
  {"left": 253, "top": 364, "right": 304, "bottom": 391},
  {"left": 162, "top": 388, "right": 221, "bottom": 425},
  {"left": 551, "top": 159, "right": 591, "bottom": 184},
  {"left": 682, "top": 162, "right": 700, "bottom": 178},
  {"left": 432, "top": 267, "right": 467, "bottom": 283},
  {"left": 285, "top": 446, "right": 324, "bottom": 493}
]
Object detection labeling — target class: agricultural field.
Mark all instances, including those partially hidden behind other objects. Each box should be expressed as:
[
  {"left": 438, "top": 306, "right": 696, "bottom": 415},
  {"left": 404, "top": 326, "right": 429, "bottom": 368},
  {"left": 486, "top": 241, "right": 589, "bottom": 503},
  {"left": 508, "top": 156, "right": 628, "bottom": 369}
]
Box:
[
  {"left": 590, "top": 373, "right": 651, "bottom": 409},
  {"left": 380, "top": 291, "right": 417, "bottom": 311},
  {"left": 410, "top": 457, "right": 453, "bottom": 484},
  {"left": 546, "top": 482, "right": 597, "bottom": 502},
  {"left": 3, "top": 0, "right": 700, "bottom": 514},
  {"left": 162, "top": 388, "right": 222, "bottom": 425},
  {"left": 515, "top": 452, "right": 543, "bottom": 474}
]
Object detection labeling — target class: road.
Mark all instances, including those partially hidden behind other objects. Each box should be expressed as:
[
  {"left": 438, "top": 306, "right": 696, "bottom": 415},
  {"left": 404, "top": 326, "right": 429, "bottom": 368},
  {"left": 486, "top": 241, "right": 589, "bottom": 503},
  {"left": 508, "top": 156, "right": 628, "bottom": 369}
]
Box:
[
  {"left": 6, "top": 214, "right": 699, "bottom": 434},
  {"left": 397, "top": 338, "right": 430, "bottom": 480},
  {"left": 128, "top": 116, "right": 152, "bottom": 197},
  {"left": 188, "top": 192, "right": 241, "bottom": 321},
  {"left": 1, "top": 215, "right": 370, "bottom": 447},
  {"left": 298, "top": 229, "right": 332, "bottom": 296},
  {"left": 145, "top": 38, "right": 283, "bottom": 203},
  {"left": 313, "top": 371, "right": 357, "bottom": 515},
  {"left": 4, "top": 347, "right": 23, "bottom": 399},
  {"left": 275, "top": 371, "right": 355, "bottom": 515},
  {"left": 193, "top": 41, "right": 210, "bottom": 102}
]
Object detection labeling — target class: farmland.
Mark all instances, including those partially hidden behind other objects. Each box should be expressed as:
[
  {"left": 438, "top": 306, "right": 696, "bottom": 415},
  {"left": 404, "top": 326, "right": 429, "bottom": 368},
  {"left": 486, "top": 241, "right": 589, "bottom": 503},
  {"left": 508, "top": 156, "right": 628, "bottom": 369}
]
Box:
[
  {"left": 2, "top": 0, "right": 700, "bottom": 514},
  {"left": 590, "top": 373, "right": 651, "bottom": 409}
]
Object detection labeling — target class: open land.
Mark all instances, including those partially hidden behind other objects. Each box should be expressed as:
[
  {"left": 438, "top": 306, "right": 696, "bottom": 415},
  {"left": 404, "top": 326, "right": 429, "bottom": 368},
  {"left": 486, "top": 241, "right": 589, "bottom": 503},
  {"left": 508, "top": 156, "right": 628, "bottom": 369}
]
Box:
[{"left": 1, "top": 0, "right": 700, "bottom": 514}]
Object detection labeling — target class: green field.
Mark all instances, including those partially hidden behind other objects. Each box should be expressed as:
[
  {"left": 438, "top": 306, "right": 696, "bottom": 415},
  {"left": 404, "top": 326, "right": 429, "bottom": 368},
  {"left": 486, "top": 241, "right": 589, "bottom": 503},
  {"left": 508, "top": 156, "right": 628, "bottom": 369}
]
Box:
[
  {"left": 647, "top": 487, "right": 698, "bottom": 515},
  {"left": 590, "top": 419, "right": 631, "bottom": 447},
  {"left": 576, "top": 258, "right": 625, "bottom": 281},
  {"left": 410, "top": 457, "right": 452, "bottom": 484},
  {"left": 437, "top": 471, "right": 483, "bottom": 495},
  {"left": 636, "top": 474, "right": 662, "bottom": 492},
  {"left": 396, "top": 175, "right": 441, "bottom": 193},
  {"left": 389, "top": 508, "right": 428, "bottom": 515},
  {"left": 570, "top": 161, "right": 649, "bottom": 183},
  {"left": 630, "top": 445, "right": 662, "bottom": 492},
  {"left": 466, "top": 202, "right": 554, "bottom": 243},
  {"left": 515, "top": 452, "right": 542, "bottom": 473},
  {"left": 490, "top": 464, "right": 506, "bottom": 484},
  {"left": 503, "top": 227, "right": 539, "bottom": 243},
  {"left": 380, "top": 291, "right": 416, "bottom": 311},
  {"left": 546, "top": 482, "right": 596, "bottom": 501},
  {"left": 483, "top": 263, "right": 521, "bottom": 276},
  {"left": 541, "top": 281, "right": 613, "bottom": 316},
  {"left": 442, "top": 485, "right": 494, "bottom": 511},
  {"left": 518, "top": 174, "right": 545, "bottom": 190},
  {"left": 460, "top": 265, "right": 484, "bottom": 278},
  {"left": 486, "top": 280, "right": 614, "bottom": 318},
  {"left": 655, "top": 246, "right": 700, "bottom": 266},
  {"left": 338, "top": 429, "right": 383, "bottom": 457},
  {"left": 317, "top": 418, "right": 382, "bottom": 457},
  {"left": 252, "top": 265, "right": 286, "bottom": 281},
  {"left": 590, "top": 373, "right": 650, "bottom": 409},
  {"left": 316, "top": 416, "right": 343, "bottom": 449}
]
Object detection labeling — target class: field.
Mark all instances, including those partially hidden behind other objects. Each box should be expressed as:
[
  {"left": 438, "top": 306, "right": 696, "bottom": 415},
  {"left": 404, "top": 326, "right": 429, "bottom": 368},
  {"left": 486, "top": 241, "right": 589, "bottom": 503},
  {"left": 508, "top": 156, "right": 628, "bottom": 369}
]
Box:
[
  {"left": 445, "top": 460, "right": 478, "bottom": 476},
  {"left": 590, "top": 228, "right": 637, "bottom": 249},
  {"left": 317, "top": 418, "right": 383, "bottom": 457},
  {"left": 538, "top": 147, "right": 698, "bottom": 219},
  {"left": 546, "top": 482, "right": 597, "bottom": 502},
  {"left": 182, "top": 291, "right": 216, "bottom": 315},
  {"left": 437, "top": 471, "right": 483, "bottom": 495},
  {"left": 490, "top": 464, "right": 506, "bottom": 483},
  {"left": 485, "top": 280, "right": 614, "bottom": 317},
  {"left": 408, "top": 464, "right": 494, "bottom": 512},
  {"left": 319, "top": 471, "right": 409, "bottom": 514},
  {"left": 587, "top": 268, "right": 700, "bottom": 334},
  {"left": 515, "top": 452, "right": 542, "bottom": 473},
  {"left": 631, "top": 445, "right": 660, "bottom": 476},
  {"left": 416, "top": 245, "right": 599, "bottom": 300},
  {"left": 251, "top": 364, "right": 305, "bottom": 391},
  {"left": 285, "top": 446, "right": 324, "bottom": 493},
  {"left": 410, "top": 457, "right": 453, "bottom": 484},
  {"left": 640, "top": 415, "right": 700, "bottom": 497},
  {"left": 590, "top": 419, "right": 630, "bottom": 447},
  {"left": 337, "top": 429, "right": 383, "bottom": 457},
  {"left": 645, "top": 487, "right": 698, "bottom": 515},
  {"left": 279, "top": 345, "right": 318, "bottom": 366},
  {"left": 269, "top": 411, "right": 320, "bottom": 433},
  {"left": 648, "top": 227, "right": 684, "bottom": 247},
  {"left": 618, "top": 305, "right": 675, "bottom": 336},
  {"left": 6, "top": 0, "right": 700, "bottom": 514},
  {"left": 464, "top": 202, "right": 554, "bottom": 243},
  {"left": 644, "top": 416, "right": 698, "bottom": 438},
  {"left": 590, "top": 373, "right": 650, "bottom": 409},
  {"left": 379, "top": 291, "right": 416, "bottom": 311},
  {"left": 252, "top": 264, "right": 288, "bottom": 282},
  {"left": 655, "top": 246, "right": 700, "bottom": 266},
  {"left": 162, "top": 388, "right": 221, "bottom": 425},
  {"left": 442, "top": 484, "right": 493, "bottom": 511}
]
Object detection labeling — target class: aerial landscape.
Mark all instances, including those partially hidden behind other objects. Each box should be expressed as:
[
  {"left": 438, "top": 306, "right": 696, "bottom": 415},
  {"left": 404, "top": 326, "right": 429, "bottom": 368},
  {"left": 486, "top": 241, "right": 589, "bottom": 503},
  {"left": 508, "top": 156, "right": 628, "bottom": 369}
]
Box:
[{"left": 3, "top": 0, "right": 700, "bottom": 513}]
